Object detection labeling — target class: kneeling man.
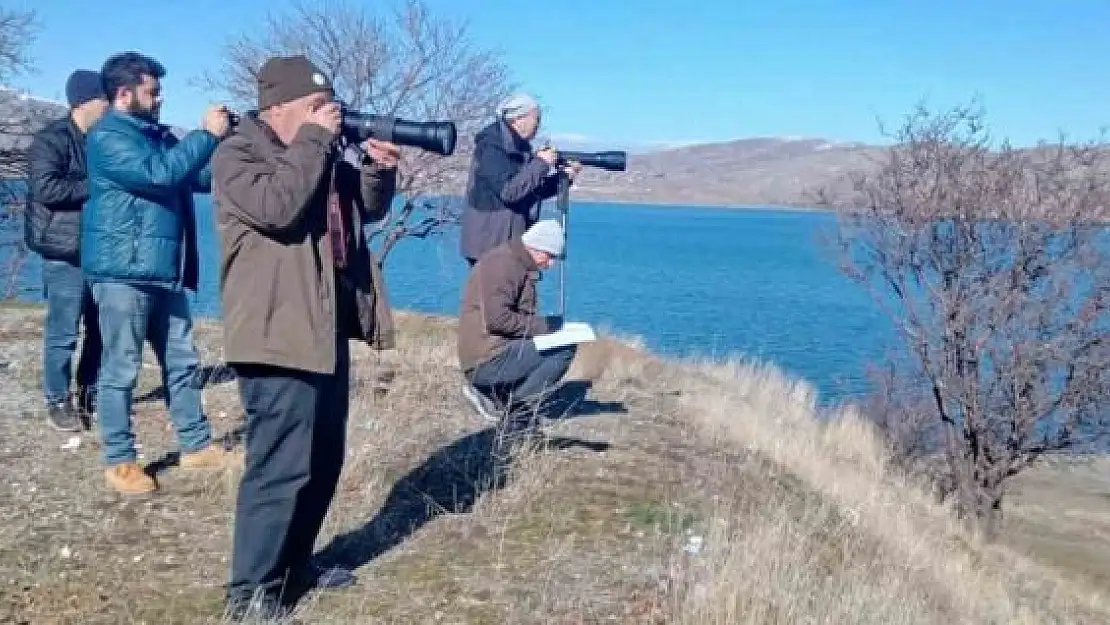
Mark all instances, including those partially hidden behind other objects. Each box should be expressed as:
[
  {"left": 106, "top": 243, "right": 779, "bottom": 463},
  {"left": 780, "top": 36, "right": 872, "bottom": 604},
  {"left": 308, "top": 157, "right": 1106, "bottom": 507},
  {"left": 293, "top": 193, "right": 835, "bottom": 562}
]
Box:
[{"left": 458, "top": 219, "right": 576, "bottom": 440}]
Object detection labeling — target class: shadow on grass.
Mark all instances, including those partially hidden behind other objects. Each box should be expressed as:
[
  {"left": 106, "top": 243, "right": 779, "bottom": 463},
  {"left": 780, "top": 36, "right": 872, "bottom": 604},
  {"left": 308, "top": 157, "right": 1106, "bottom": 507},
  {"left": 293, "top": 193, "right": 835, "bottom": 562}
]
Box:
[
  {"left": 147, "top": 376, "right": 624, "bottom": 609},
  {"left": 313, "top": 424, "right": 614, "bottom": 574},
  {"left": 135, "top": 363, "right": 237, "bottom": 404},
  {"left": 143, "top": 451, "right": 181, "bottom": 477},
  {"left": 313, "top": 427, "right": 506, "bottom": 571},
  {"left": 143, "top": 426, "right": 249, "bottom": 477},
  {"left": 543, "top": 380, "right": 628, "bottom": 421}
]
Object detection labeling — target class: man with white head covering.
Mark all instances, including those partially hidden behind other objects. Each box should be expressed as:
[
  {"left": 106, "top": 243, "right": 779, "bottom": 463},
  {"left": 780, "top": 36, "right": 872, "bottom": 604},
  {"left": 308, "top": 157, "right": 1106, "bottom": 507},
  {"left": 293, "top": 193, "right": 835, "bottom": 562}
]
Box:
[{"left": 459, "top": 92, "right": 582, "bottom": 266}]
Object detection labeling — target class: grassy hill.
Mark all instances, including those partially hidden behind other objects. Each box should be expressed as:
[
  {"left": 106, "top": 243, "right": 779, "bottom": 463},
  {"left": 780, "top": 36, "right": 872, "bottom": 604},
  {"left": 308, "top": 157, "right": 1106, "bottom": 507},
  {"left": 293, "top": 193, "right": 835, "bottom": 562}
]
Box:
[{"left": 1, "top": 304, "right": 1109, "bottom": 624}]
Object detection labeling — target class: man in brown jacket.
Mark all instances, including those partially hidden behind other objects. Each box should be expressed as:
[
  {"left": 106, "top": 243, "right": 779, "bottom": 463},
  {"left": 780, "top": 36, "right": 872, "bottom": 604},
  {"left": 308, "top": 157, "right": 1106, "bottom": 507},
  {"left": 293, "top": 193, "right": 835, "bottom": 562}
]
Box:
[
  {"left": 210, "top": 55, "right": 399, "bottom": 621},
  {"left": 458, "top": 219, "right": 577, "bottom": 446}
]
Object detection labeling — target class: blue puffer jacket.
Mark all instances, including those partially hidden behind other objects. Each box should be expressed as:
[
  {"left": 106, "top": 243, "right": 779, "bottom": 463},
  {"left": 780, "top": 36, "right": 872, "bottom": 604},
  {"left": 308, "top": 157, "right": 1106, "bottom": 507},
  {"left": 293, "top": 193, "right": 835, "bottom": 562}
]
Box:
[{"left": 81, "top": 109, "right": 218, "bottom": 291}]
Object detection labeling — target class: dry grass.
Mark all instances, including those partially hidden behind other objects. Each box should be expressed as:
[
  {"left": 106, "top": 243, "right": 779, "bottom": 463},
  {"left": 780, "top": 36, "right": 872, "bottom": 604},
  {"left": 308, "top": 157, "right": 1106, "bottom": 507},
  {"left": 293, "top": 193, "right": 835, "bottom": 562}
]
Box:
[
  {"left": 666, "top": 359, "right": 1110, "bottom": 624},
  {"left": 1, "top": 304, "right": 1108, "bottom": 624},
  {"left": 1004, "top": 457, "right": 1110, "bottom": 592}
]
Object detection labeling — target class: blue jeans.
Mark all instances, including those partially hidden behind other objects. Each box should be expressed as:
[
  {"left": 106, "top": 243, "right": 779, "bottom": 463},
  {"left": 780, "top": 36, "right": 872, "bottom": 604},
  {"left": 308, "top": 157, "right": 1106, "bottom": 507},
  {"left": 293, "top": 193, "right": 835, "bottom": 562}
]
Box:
[
  {"left": 90, "top": 282, "right": 211, "bottom": 466},
  {"left": 42, "top": 259, "right": 101, "bottom": 406}
]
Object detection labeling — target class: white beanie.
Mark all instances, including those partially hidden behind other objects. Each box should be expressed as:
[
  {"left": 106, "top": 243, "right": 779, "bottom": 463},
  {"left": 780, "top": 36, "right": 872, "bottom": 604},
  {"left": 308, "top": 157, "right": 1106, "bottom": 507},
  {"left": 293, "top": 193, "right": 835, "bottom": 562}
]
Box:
[
  {"left": 521, "top": 219, "right": 565, "bottom": 258},
  {"left": 498, "top": 92, "right": 539, "bottom": 120}
]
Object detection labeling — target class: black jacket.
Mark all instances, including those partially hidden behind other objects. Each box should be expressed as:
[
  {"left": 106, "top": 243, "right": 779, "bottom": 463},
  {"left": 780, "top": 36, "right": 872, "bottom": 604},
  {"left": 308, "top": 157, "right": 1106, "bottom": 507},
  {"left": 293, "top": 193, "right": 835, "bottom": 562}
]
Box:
[
  {"left": 459, "top": 120, "right": 559, "bottom": 262},
  {"left": 25, "top": 116, "right": 89, "bottom": 263}
]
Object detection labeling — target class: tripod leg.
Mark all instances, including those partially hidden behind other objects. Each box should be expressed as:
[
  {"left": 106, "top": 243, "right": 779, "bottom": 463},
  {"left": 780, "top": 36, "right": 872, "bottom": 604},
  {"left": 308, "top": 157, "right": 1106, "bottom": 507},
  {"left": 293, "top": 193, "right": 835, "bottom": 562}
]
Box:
[
  {"left": 556, "top": 173, "right": 571, "bottom": 319},
  {"left": 558, "top": 226, "right": 565, "bottom": 318}
]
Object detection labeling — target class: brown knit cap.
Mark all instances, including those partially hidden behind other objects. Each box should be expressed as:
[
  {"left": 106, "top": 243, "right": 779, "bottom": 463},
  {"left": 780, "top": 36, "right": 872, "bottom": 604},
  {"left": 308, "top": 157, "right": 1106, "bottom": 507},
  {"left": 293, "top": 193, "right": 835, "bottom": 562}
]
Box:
[{"left": 256, "top": 55, "right": 334, "bottom": 110}]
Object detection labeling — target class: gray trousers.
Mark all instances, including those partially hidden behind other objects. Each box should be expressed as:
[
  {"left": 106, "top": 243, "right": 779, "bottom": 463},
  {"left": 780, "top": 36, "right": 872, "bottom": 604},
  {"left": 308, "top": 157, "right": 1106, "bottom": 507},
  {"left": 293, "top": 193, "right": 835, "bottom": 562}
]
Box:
[{"left": 468, "top": 339, "right": 576, "bottom": 407}]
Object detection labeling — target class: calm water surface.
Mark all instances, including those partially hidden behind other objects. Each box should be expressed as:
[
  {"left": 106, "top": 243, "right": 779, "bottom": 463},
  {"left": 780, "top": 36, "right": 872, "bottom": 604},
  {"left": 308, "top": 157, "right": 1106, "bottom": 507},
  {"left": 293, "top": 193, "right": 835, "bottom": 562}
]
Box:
[{"left": 11, "top": 199, "right": 895, "bottom": 402}]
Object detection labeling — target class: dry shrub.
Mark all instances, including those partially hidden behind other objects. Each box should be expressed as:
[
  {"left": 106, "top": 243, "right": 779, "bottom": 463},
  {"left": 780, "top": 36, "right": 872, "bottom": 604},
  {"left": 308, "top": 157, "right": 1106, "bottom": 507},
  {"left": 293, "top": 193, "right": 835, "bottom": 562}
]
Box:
[{"left": 824, "top": 102, "right": 1110, "bottom": 537}]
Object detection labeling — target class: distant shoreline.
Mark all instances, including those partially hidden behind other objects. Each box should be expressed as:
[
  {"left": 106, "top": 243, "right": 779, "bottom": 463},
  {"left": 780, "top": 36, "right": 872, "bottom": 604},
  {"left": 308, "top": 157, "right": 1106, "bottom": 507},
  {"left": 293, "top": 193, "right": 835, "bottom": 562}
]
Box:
[
  {"left": 417, "top": 191, "right": 835, "bottom": 214},
  {"left": 569, "top": 196, "right": 835, "bottom": 213},
  {"left": 2, "top": 173, "right": 835, "bottom": 215}
]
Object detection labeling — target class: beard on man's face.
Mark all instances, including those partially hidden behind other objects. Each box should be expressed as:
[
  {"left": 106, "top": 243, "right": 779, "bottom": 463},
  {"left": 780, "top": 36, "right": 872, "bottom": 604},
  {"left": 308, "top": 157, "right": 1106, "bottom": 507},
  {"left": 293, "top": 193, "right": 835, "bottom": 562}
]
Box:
[
  {"left": 125, "top": 92, "right": 160, "bottom": 123},
  {"left": 131, "top": 102, "right": 159, "bottom": 123}
]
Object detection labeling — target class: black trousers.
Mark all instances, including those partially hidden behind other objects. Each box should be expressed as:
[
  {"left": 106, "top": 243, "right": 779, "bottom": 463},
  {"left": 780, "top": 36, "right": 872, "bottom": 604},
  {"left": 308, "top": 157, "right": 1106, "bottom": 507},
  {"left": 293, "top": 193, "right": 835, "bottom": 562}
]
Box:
[{"left": 226, "top": 339, "right": 350, "bottom": 602}]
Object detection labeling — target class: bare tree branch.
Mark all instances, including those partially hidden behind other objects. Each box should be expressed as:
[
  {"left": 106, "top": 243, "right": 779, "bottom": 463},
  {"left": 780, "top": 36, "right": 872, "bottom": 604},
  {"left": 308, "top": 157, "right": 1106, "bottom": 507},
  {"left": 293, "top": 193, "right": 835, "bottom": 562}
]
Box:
[
  {"left": 0, "top": 8, "right": 43, "bottom": 300},
  {"left": 822, "top": 101, "right": 1110, "bottom": 538},
  {"left": 197, "top": 0, "right": 514, "bottom": 264},
  {"left": 0, "top": 8, "right": 37, "bottom": 85}
]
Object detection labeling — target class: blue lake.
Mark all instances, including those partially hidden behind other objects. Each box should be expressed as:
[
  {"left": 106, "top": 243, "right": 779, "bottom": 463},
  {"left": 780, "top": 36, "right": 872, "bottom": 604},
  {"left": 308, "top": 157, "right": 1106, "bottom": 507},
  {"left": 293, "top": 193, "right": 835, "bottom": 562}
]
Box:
[{"left": 9, "top": 198, "right": 896, "bottom": 403}]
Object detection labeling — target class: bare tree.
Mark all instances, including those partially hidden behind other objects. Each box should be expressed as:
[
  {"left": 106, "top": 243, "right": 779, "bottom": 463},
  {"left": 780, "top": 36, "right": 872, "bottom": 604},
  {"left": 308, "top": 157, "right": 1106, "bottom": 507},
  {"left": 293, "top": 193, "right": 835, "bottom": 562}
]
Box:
[
  {"left": 198, "top": 0, "right": 512, "bottom": 263},
  {"left": 0, "top": 7, "right": 42, "bottom": 299},
  {"left": 0, "top": 8, "right": 36, "bottom": 85},
  {"left": 823, "top": 102, "right": 1110, "bottom": 538}
]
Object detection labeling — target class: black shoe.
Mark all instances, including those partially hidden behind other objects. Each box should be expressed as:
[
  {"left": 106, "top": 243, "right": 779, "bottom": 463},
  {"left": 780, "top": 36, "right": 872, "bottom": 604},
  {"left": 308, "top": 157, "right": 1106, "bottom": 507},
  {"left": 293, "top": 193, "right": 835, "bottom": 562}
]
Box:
[{"left": 47, "top": 401, "right": 84, "bottom": 432}]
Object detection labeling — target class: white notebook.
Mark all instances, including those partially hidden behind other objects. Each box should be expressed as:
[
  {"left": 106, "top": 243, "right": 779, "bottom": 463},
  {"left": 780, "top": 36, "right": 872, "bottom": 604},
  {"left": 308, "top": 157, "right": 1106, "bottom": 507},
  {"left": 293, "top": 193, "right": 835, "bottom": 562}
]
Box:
[{"left": 533, "top": 322, "right": 597, "bottom": 352}]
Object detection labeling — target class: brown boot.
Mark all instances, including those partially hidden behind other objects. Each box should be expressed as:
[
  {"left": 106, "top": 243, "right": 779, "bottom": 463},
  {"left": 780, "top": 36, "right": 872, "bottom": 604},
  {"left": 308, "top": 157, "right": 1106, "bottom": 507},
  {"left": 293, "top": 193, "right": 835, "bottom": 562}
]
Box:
[
  {"left": 105, "top": 463, "right": 158, "bottom": 496},
  {"left": 180, "top": 443, "right": 243, "bottom": 470}
]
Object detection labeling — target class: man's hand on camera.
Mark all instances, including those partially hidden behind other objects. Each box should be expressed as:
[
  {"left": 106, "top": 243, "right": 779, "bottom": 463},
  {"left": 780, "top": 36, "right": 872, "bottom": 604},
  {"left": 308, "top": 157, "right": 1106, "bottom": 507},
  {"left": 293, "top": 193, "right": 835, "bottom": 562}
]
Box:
[
  {"left": 307, "top": 102, "right": 342, "bottom": 137},
  {"left": 202, "top": 104, "right": 231, "bottom": 139},
  {"left": 561, "top": 160, "right": 583, "bottom": 181},
  {"left": 535, "top": 147, "right": 557, "bottom": 166},
  {"left": 363, "top": 137, "right": 400, "bottom": 169}
]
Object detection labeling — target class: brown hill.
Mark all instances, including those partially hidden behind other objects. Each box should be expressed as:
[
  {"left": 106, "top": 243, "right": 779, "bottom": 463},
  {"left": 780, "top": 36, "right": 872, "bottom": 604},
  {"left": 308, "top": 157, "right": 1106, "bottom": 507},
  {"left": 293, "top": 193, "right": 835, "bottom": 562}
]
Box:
[{"left": 567, "top": 137, "right": 885, "bottom": 208}]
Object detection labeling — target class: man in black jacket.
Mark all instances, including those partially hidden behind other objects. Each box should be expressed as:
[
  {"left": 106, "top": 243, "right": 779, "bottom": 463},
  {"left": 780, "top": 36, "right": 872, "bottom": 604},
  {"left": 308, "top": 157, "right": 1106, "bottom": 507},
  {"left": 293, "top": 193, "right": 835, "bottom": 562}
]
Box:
[
  {"left": 458, "top": 92, "right": 581, "bottom": 266},
  {"left": 26, "top": 70, "right": 108, "bottom": 432}
]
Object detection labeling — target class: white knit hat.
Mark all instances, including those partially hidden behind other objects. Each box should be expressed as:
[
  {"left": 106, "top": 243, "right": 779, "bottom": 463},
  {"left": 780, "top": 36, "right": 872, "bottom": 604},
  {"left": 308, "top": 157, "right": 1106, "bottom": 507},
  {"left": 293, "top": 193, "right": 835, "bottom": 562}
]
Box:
[
  {"left": 498, "top": 92, "right": 539, "bottom": 120},
  {"left": 521, "top": 219, "right": 565, "bottom": 258}
]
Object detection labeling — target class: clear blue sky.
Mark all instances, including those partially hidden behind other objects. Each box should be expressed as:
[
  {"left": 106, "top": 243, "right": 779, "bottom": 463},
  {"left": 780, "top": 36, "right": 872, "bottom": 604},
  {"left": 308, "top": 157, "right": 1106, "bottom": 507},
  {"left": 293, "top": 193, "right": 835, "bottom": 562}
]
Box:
[{"left": 10, "top": 0, "right": 1110, "bottom": 149}]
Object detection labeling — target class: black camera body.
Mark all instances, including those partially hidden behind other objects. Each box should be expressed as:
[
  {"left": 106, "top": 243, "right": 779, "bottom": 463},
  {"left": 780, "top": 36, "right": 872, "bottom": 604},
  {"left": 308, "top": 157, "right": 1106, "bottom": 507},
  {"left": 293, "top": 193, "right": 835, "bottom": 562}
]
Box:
[
  {"left": 227, "top": 105, "right": 457, "bottom": 156},
  {"left": 555, "top": 150, "right": 627, "bottom": 172}
]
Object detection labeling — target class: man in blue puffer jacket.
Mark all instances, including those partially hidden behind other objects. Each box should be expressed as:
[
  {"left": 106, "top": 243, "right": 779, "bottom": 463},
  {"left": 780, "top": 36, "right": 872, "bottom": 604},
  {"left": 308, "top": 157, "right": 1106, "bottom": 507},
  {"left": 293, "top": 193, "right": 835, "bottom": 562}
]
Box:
[{"left": 81, "top": 51, "right": 239, "bottom": 496}]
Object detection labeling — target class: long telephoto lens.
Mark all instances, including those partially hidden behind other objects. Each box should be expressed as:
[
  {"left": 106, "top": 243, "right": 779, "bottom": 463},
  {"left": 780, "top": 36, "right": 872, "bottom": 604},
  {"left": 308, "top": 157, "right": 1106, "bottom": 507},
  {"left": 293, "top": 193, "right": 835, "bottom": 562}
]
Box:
[
  {"left": 342, "top": 111, "right": 457, "bottom": 156},
  {"left": 557, "top": 150, "right": 627, "bottom": 172}
]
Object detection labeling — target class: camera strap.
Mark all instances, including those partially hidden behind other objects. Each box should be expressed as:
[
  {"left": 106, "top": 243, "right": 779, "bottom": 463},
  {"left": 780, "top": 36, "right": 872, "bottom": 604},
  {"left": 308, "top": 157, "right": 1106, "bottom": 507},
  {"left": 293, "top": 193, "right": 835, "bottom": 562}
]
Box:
[{"left": 325, "top": 163, "right": 349, "bottom": 270}]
